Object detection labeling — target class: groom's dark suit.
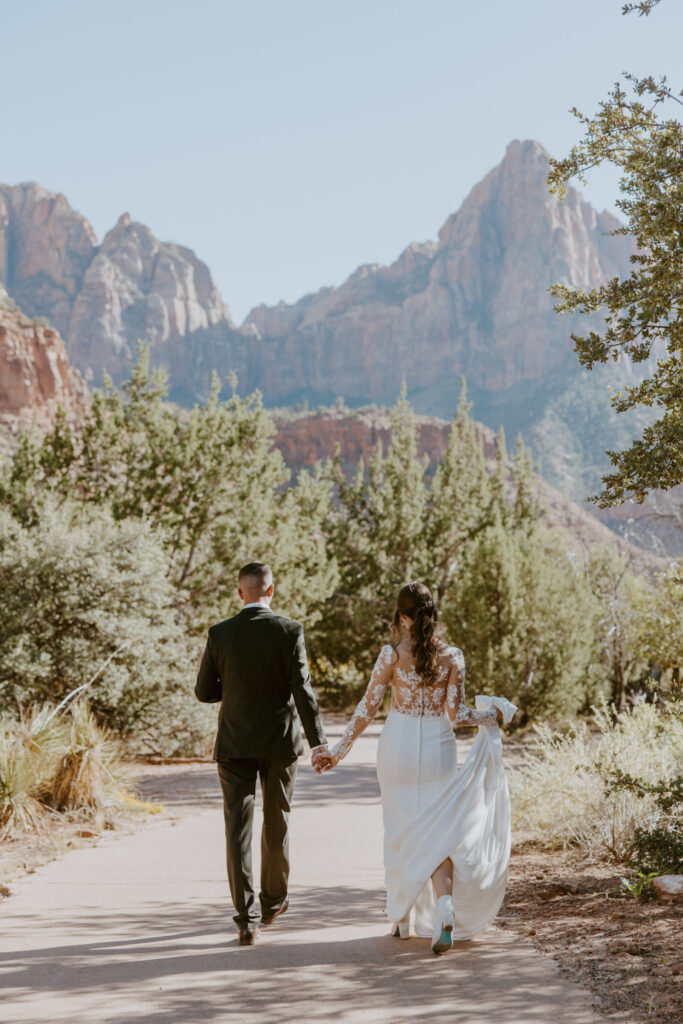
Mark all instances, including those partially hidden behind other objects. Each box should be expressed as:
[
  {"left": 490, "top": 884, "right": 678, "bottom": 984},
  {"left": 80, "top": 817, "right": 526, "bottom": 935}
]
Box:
[{"left": 195, "top": 605, "right": 327, "bottom": 929}]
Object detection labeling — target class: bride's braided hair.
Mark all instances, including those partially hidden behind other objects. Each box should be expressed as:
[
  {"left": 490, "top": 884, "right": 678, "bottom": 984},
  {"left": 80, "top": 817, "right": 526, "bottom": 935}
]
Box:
[{"left": 390, "top": 582, "right": 441, "bottom": 685}]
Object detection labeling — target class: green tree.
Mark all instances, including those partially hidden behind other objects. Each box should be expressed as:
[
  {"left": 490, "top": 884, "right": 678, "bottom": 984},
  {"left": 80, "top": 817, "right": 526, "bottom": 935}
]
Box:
[
  {"left": 632, "top": 560, "right": 683, "bottom": 697},
  {"left": 586, "top": 548, "right": 650, "bottom": 710},
  {"left": 1, "top": 348, "right": 338, "bottom": 631},
  {"left": 313, "top": 383, "right": 548, "bottom": 701},
  {"left": 313, "top": 388, "right": 432, "bottom": 677},
  {"left": 548, "top": 0, "right": 682, "bottom": 505},
  {"left": 442, "top": 511, "right": 597, "bottom": 724}
]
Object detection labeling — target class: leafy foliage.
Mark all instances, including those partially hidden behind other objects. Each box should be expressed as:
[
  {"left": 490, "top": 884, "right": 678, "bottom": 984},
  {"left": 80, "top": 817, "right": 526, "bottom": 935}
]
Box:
[
  {"left": 0, "top": 500, "right": 187, "bottom": 736},
  {"left": 548, "top": 1, "right": 683, "bottom": 505},
  {"left": 2, "top": 349, "right": 337, "bottom": 625},
  {"left": 443, "top": 516, "right": 596, "bottom": 723},
  {"left": 607, "top": 768, "right": 683, "bottom": 874}
]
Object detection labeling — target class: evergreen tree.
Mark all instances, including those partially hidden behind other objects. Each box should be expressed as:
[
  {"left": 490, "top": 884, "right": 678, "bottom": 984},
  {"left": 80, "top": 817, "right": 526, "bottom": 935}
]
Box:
[
  {"left": 1, "top": 348, "right": 338, "bottom": 630},
  {"left": 548, "top": 0, "right": 682, "bottom": 504},
  {"left": 587, "top": 548, "right": 650, "bottom": 710},
  {"left": 442, "top": 516, "right": 597, "bottom": 723},
  {"left": 313, "top": 388, "right": 431, "bottom": 675}
]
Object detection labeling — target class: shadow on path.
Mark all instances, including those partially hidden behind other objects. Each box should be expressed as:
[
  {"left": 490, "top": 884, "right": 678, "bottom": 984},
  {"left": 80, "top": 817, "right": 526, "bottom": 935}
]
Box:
[
  {"left": 135, "top": 763, "right": 381, "bottom": 810},
  {"left": 0, "top": 886, "right": 586, "bottom": 1024}
]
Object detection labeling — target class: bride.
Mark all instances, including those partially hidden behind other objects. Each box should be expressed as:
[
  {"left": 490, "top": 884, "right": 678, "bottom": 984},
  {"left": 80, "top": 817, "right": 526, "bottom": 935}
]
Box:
[{"left": 315, "top": 581, "right": 515, "bottom": 955}]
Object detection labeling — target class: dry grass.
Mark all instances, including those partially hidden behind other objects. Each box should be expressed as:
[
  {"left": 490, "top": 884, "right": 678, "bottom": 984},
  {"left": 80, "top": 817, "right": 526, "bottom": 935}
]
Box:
[{"left": 509, "top": 700, "right": 683, "bottom": 861}]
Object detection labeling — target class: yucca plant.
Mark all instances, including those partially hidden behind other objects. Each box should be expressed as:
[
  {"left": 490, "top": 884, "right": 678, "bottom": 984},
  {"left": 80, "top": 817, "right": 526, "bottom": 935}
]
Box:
[
  {"left": 0, "top": 718, "right": 49, "bottom": 837},
  {"left": 49, "top": 700, "right": 126, "bottom": 812}
]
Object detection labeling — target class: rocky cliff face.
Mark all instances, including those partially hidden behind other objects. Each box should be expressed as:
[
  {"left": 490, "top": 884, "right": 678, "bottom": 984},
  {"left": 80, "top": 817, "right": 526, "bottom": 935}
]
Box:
[
  {"left": 0, "top": 183, "right": 247, "bottom": 400},
  {"left": 0, "top": 291, "right": 88, "bottom": 433},
  {"left": 0, "top": 140, "right": 631, "bottom": 412},
  {"left": 2, "top": 143, "right": 659, "bottom": 543},
  {"left": 245, "top": 140, "right": 632, "bottom": 411},
  {"left": 0, "top": 183, "right": 97, "bottom": 342}
]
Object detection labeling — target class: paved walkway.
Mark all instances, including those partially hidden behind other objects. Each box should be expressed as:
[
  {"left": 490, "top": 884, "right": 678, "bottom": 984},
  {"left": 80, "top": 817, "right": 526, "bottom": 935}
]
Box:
[{"left": 0, "top": 728, "right": 604, "bottom": 1024}]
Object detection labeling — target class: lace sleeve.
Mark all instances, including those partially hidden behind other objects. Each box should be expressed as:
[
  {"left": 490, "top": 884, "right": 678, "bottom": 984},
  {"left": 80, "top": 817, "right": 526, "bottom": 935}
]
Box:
[
  {"left": 329, "top": 645, "right": 394, "bottom": 761},
  {"left": 446, "top": 648, "right": 499, "bottom": 727}
]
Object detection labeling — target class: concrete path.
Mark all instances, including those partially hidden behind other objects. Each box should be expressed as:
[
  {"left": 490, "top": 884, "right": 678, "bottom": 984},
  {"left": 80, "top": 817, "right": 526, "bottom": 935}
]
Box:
[{"left": 0, "top": 727, "right": 604, "bottom": 1024}]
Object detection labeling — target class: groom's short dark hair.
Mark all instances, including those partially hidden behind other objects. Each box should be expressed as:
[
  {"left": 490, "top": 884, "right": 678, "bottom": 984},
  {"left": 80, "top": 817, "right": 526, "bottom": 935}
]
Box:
[{"left": 238, "top": 561, "right": 273, "bottom": 591}]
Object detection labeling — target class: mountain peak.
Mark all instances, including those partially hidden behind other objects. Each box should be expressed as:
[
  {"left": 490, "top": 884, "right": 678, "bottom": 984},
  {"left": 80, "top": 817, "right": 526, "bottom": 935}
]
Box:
[{"left": 503, "top": 138, "right": 550, "bottom": 161}]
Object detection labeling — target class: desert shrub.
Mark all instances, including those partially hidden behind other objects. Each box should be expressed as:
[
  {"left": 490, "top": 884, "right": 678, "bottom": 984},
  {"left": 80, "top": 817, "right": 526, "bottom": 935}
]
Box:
[
  {"left": 0, "top": 700, "right": 131, "bottom": 836},
  {"left": 49, "top": 700, "right": 126, "bottom": 812},
  {"left": 0, "top": 719, "right": 50, "bottom": 837},
  {"left": 509, "top": 700, "right": 683, "bottom": 861},
  {"left": 0, "top": 500, "right": 188, "bottom": 736},
  {"left": 126, "top": 689, "right": 218, "bottom": 758},
  {"left": 610, "top": 772, "right": 683, "bottom": 874}
]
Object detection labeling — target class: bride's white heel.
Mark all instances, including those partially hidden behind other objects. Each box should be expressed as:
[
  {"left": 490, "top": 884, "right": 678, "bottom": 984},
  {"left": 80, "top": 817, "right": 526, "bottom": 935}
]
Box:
[
  {"left": 431, "top": 895, "right": 454, "bottom": 954},
  {"left": 392, "top": 914, "right": 410, "bottom": 939}
]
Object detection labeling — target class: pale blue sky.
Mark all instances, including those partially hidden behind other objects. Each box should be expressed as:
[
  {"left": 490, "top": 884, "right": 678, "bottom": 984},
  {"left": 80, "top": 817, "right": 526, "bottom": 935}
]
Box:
[{"left": 2, "top": 0, "right": 681, "bottom": 322}]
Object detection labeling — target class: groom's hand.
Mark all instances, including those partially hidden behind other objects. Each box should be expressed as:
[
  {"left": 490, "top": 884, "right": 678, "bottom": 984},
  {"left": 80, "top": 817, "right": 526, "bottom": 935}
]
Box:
[{"left": 310, "top": 745, "right": 330, "bottom": 773}]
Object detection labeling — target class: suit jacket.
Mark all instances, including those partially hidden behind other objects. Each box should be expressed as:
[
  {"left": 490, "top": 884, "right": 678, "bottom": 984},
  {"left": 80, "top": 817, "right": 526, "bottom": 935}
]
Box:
[{"left": 195, "top": 605, "right": 327, "bottom": 760}]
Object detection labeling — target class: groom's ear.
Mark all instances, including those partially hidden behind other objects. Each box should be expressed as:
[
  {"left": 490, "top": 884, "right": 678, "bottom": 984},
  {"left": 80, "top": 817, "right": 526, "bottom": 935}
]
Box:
[{"left": 267, "top": 583, "right": 275, "bottom": 597}]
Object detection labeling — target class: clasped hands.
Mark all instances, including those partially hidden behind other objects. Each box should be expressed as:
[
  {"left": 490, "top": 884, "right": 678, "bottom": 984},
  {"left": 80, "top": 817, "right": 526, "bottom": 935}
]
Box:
[{"left": 311, "top": 745, "right": 337, "bottom": 773}]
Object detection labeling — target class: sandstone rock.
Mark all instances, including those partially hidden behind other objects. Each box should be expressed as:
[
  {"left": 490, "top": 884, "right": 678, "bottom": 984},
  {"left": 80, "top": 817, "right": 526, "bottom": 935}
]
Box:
[
  {"left": 244, "top": 140, "right": 632, "bottom": 408},
  {"left": 0, "top": 292, "right": 88, "bottom": 432},
  {"left": 68, "top": 213, "right": 235, "bottom": 385},
  {"left": 652, "top": 875, "right": 683, "bottom": 900},
  {"left": 0, "top": 184, "right": 248, "bottom": 400},
  {"left": 0, "top": 182, "right": 96, "bottom": 340},
  {"left": 0, "top": 139, "right": 632, "bottom": 412}
]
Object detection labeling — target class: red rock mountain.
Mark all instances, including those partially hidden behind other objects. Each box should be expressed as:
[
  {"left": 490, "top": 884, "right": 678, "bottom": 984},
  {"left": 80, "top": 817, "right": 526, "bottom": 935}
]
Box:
[
  {"left": 0, "top": 290, "right": 88, "bottom": 434},
  {"left": 247, "top": 140, "right": 631, "bottom": 411},
  {"left": 4, "top": 141, "right": 668, "bottom": 552},
  {"left": 0, "top": 141, "right": 631, "bottom": 414}
]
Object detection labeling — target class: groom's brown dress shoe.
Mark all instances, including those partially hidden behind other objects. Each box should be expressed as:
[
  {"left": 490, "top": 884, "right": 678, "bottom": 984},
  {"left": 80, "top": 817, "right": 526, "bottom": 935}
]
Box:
[
  {"left": 261, "top": 897, "right": 289, "bottom": 927},
  {"left": 238, "top": 926, "right": 261, "bottom": 946}
]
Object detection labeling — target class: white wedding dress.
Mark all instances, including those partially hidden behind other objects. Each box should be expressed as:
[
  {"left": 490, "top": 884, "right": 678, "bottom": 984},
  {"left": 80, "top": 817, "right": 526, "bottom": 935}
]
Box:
[{"left": 329, "top": 643, "right": 515, "bottom": 940}]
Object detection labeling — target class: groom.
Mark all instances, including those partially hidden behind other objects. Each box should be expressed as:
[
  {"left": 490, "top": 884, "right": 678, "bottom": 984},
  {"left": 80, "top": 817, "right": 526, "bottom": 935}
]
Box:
[{"left": 195, "top": 561, "right": 329, "bottom": 945}]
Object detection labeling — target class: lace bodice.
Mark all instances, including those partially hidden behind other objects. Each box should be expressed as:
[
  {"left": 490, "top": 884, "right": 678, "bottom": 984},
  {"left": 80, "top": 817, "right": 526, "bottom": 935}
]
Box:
[{"left": 329, "top": 643, "right": 499, "bottom": 762}]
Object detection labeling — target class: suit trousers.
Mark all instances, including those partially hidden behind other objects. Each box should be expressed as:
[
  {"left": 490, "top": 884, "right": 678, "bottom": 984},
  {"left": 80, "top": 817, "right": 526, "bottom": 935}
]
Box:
[{"left": 217, "top": 756, "right": 298, "bottom": 928}]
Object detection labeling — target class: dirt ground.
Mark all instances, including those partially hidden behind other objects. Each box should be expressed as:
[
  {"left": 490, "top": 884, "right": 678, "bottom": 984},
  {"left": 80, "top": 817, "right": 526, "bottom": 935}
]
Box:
[{"left": 503, "top": 841, "right": 682, "bottom": 1023}]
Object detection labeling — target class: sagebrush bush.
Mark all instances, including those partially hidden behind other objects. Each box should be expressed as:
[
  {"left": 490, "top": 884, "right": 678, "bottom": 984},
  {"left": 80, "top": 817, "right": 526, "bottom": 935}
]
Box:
[
  {"left": 0, "top": 501, "right": 189, "bottom": 736},
  {"left": 509, "top": 700, "right": 683, "bottom": 862}
]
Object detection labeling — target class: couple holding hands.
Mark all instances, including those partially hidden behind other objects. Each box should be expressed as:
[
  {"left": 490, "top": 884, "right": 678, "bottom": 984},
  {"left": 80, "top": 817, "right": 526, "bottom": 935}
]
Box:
[{"left": 196, "top": 562, "right": 515, "bottom": 954}]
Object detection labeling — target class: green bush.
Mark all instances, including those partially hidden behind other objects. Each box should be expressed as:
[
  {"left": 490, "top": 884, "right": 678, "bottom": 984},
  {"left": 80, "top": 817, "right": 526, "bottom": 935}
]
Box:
[
  {"left": 0, "top": 501, "right": 188, "bottom": 736},
  {"left": 609, "top": 772, "right": 683, "bottom": 874}
]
